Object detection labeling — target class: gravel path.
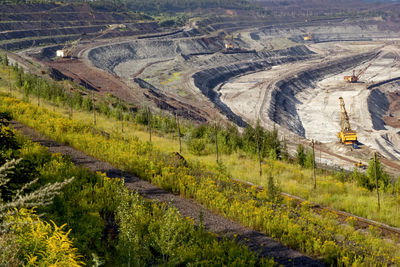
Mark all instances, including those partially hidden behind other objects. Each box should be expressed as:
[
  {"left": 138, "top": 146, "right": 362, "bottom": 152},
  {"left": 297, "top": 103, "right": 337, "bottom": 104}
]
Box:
[{"left": 10, "top": 120, "right": 324, "bottom": 267}]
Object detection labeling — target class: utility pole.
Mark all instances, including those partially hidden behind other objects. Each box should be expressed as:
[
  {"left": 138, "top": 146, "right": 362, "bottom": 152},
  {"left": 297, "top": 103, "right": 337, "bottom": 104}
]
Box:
[
  {"left": 312, "top": 139, "right": 316, "bottom": 189},
  {"left": 5, "top": 44, "right": 11, "bottom": 96},
  {"left": 255, "top": 121, "right": 262, "bottom": 177},
  {"left": 215, "top": 121, "right": 219, "bottom": 164},
  {"left": 8, "top": 64, "right": 11, "bottom": 96},
  {"left": 119, "top": 99, "right": 123, "bottom": 133},
  {"left": 37, "top": 78, "right": 40, "bottom": 106},
  {"left": 176, "top": 113, "right": 181, "bottom": 153},
  {"left": 69, "top": 92, "right": 73, "bottom": 119},
  {"left": 92, "top": 91, "right": 96, "bottom": 125},
  {"left": 147, "top": 107, "right": 152, "bottom": 142},
  {"left": 374, "top": 152, "right": 380, "bottom": 211}
]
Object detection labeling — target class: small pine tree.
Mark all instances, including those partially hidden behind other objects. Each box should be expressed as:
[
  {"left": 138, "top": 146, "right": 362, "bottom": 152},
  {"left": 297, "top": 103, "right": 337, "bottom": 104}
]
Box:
[
  {"left": 1, "top": 54, "right": 9, "bottom": 66},
  {"left": 304, "top": 150, "right": 314, "bottom": 169},
  {"left": 281, "top": 138, "right": 289, "bottom": 161},
  {"left": 296, "top": 144, "right": 306, "bottom": 167},
  {"left": 366, "top": 156, "right": 390, "bottom": 191}
]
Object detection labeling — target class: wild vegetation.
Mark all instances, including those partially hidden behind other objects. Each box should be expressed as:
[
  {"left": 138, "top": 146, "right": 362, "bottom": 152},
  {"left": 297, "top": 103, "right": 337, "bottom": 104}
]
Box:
[
  {"left": 1, "top": 52, "right": 399, "bottom": 228},
  {"left": 2, "top": 49, "right": 400, "bottom": 265},
  {"left": 0, "top": 111, "right": 273, "bottom": 266},
  {"left": 1, "top": 92, "right": 400, "bottom": 265}
]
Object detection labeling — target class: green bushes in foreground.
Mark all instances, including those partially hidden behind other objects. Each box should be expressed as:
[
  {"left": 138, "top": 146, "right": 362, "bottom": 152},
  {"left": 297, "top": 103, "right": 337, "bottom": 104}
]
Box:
[
  {"left": 1, "top": 95, "right": 399, "bottom": 266},
  {"left": 0, "top": 110, "right": 273, "bottom": 266}
]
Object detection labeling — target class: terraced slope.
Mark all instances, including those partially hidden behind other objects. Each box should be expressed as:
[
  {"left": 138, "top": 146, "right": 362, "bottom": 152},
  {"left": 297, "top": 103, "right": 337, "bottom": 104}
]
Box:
[{"left": 0, "top": 3, "right": 159, "bottom": 50}]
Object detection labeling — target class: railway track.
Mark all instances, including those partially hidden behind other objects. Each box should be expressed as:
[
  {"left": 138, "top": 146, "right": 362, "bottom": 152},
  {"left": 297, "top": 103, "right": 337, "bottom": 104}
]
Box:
[{"left": 232, "top": 178, "right": 400, "bottom": 240}]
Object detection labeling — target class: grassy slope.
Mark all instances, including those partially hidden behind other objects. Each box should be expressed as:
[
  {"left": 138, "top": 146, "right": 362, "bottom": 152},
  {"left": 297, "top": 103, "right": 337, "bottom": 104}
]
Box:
[{"left": 0, "top": 67, "right": 399, "bottom": 229}]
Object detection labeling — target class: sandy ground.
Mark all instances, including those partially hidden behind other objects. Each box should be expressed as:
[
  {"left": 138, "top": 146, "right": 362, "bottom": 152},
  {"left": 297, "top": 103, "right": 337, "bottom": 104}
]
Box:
[
  {"left": 220, "top": 41, "right": 400, "bottom": 173},
  {"left": 298, "top": 43, "right": 400, "bottom": 159}
]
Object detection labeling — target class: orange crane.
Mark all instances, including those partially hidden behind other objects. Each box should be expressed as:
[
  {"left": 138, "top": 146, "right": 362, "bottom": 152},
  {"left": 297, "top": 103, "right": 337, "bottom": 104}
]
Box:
[
  {"left": 344, "top": 63, "right": 372, "bottom": 83},
  {"left": 337, "top": 97, "right": 357, "bottom": 146}
]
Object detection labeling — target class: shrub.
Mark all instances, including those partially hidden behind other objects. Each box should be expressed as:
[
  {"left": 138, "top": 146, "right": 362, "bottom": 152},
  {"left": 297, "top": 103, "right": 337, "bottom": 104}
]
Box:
[
  {"left": 4, "top": 208, "right": 83, "bottom": 267},
  {"left": 296, "top": 144, "right": 306, "bottom": 167}
]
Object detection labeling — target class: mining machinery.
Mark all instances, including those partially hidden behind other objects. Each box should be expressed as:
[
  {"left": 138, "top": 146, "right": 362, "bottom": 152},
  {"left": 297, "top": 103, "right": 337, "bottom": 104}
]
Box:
[
  {"left": 56, "top": 38, "right": 81, "bottom": 58},
  {"left": 303, "top": 32, "right": 312, "bottom": 41},
  {"left": 344, "top": 63, "right": 372, "bottom": 83},
  {"left": 224, "top": 33, "right": 234, "bottom": 50},
  {"left": 337, "top": 97, "right": 357, "bottom": 145}
]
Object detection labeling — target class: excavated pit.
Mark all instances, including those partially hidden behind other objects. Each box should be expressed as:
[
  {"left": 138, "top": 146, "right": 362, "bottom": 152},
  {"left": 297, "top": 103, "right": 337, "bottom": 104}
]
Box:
[
  {"left": 84, "top": 21, "right": 400, "bottom": 167},
  {"left": 88, "top": 35, "right": 315, "bottom": 126},
  {"left": 268, "top": 52, "right": 377, "bottom": 136}
]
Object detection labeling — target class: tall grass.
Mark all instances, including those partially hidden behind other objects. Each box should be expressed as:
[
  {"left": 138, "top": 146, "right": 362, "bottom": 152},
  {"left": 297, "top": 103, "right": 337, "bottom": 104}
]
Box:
[
  {"left": 0, "top": 71, "right": 399, "bottom": 228},
  {"left": 1, "top": 94, "right": 400, "bottom": 265}
]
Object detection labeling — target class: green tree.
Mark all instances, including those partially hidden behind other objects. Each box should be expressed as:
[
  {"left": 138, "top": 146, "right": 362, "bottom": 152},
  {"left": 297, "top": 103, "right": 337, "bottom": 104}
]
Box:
[
  {"left": 1, "top": 54, "right": 9, "bottom": 66},
  {"left": 296, "top": 144, "right": 306, "bottom": 167},
  {"left": 263, "top": 125, "right": 280, "bottom": 159},
  {"left": 304, "top": 150, "right": 314, "bottom": 169},
  {"left": 365, "top": 156, "right": 390, "bottom": 191},
  {"left": 281, "top": 137, "right": 289, "bottom": 161}
]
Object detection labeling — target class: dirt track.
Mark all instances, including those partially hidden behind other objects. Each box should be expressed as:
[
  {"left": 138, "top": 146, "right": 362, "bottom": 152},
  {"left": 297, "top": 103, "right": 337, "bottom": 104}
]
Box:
[{"left": 10, "top": 120, "right": 323, "bottom": 267}]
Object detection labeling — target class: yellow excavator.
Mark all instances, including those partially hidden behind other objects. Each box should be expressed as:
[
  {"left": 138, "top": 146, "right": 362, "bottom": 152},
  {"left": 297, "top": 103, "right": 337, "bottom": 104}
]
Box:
[
  {"left": 224, "top": 33, "right": 234, "bottom": 50},
  {"left": 303, "top": 32, "right": 312, "bottom": 41},
  {"left": 337, "top": 97, "right": 358, "bottom": 147}
]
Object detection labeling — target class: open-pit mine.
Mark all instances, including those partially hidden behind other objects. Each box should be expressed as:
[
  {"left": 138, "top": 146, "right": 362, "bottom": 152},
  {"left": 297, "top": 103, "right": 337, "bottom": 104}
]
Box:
[{"left": 11, "top": 3, "right": 400, "bottom": 175}]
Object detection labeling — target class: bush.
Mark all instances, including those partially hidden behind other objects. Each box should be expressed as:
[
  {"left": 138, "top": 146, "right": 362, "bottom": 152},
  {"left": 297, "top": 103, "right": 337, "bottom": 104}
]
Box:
[
  {"left": 4, "top": 208, "right": 83, "bottom": 267},
  {"left": 188, "top": 138, "right": 207, "bottom": 155},
  {"left": 364, "top": 157, "right": 390, "bottom": 191}
]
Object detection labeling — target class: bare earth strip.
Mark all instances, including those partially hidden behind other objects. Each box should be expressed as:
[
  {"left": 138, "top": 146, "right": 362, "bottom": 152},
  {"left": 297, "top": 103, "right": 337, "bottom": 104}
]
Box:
[{"left": 10, "top": 120, "right": 323, "bottom": 267}]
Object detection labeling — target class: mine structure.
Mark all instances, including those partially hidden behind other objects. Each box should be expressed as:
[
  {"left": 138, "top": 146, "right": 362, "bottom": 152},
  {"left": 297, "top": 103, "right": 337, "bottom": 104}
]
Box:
[
  {"left": 337, "top": 97, "right": 358, "bottom": 147},
  {"left": 224, "top": 33, "right": 235, "bottom": 51},
  {"left": 344, "top": 63, "right": 372, "bottom": 83},
  {"left": 56, "top": 38, "right": 81, "bottom": 58},
  {"left": 303, "top": 32, "right": 312, "bottom": 41}
]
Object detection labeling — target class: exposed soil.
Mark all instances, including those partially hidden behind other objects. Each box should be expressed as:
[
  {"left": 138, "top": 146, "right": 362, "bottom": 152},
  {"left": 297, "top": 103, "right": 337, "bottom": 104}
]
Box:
[
  {"left": 9, "top": 120, "right": 324, "bottom": 267},
  {"left": 45, "top": 58, "right": 143, "bottom": 104}
]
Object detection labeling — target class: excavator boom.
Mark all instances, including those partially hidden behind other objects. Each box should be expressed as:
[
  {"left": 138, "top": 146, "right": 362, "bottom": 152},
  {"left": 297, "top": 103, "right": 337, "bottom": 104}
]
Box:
[
  {"left": 356, "top": 63, "right": 372, "bottom": 79},
  {"left": 337, "top": 97, "right": 357, "bottom": 144}
]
